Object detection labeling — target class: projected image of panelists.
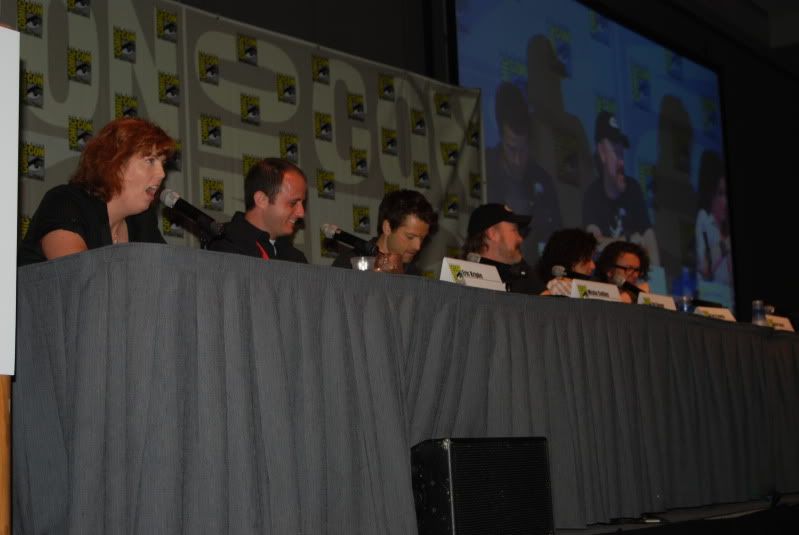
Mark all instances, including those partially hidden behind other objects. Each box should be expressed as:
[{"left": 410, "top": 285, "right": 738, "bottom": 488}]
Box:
[{"left": 411, "top": 437, "right": 554, "bottom": 535}]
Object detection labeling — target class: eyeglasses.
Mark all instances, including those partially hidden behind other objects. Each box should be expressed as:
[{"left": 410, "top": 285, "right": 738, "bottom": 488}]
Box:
[{"left": 614, "top": 264, "right": 641, "bottom": 274}]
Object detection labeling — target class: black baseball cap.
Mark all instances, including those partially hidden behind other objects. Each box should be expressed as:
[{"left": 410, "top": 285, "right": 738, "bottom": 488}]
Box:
[
  {"left": 467, "top": 203, "right": 531, "bottom": 237},
  {"left": 594, "top": 110, "right": 629, "bottom": 147}
]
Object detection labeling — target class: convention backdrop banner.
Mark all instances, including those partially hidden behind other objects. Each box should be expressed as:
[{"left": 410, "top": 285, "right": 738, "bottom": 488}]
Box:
[{"left": 4, "top": 0, "right": 482, "bottom": 270}]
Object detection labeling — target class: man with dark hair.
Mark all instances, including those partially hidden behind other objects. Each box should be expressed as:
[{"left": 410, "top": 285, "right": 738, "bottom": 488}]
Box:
[
  {"left": 485, "top": 81, "right": 562, "bottom": 265},
  {"left": 332, "top": 189, "right": 436, "bottom": 275},
  {"left": 582, "top": 111, "right": 660, "bottom": 264},
  {"left": 462, "top": 203, "right": 544, "bottom": 293},
  {"left": 208, "top": 157, "right": 308, "bottom": 262}
]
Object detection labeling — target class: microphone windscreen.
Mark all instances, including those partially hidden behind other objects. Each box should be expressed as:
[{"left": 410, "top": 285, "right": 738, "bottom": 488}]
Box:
[
  {"left": 551, "top": 265, "right": 566, "bottom": 278},
  {"left": 611, "top": 273, "right": 626, "bottom": 287},
  {"left": 466, "top": 252, "right": 482, "bottom": 263},
  {"left": 321, "top": 223, "right": 338, "bottom": 239},
  {"left": 160, "top": 188, "right": 181, "bottom": 208}
]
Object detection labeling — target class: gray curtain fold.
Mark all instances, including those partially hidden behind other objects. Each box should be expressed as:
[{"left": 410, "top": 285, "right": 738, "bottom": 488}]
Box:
[{"left": 13, "top": 244, "right": 799, "bottom": 533}]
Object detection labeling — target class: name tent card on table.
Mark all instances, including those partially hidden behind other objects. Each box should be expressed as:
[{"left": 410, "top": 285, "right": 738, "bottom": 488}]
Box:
[
  {"left": 568, "top": 280, "right": 621, "bottom": 302},
  {"left": 637, "top": 292, "right": 677, "bottom": 311},
  {"left": 439, "top": 257, "right": 507, "bottom": 292},
  {"left": 766, "top": 314, "right": 795, "bottom": 332},
  {"left": 694, "top": 306, "right": 736, "bottom": 322}
]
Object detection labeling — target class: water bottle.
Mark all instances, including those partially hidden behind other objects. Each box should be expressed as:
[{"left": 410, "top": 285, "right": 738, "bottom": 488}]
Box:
[{"left": 752, "top": 299, "right": 768, "bottom": 326}]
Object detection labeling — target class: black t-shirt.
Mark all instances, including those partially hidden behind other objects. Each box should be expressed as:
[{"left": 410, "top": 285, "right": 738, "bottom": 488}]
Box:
[
  {"left": 581, "top": 175, "right": 651, "bottom": 239},
  {"left": 207, "top": 211, "right": 308, "bottom": 263},
  {"left": 479, "top": 257, "right": 545, "bottom": 295},
  {"left": 18, "top": 184, "right": 165, "bottom": 266}
]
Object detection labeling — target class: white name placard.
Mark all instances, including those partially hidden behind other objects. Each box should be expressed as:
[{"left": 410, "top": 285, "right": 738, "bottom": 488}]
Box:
[
  {"left": 767, "top": 314, "right": 795, "bottom": 332},
  {"left": 637, "top": 292, "right": 677, "bottom": 311},
  {"left": 0, "top": 26, "right": 19, "bottom": 375},
  {"left": 694, "top": 306, "right": 736, "bottom": 322},
  {"left": 439, "top": 257, "right": 507, "bottom": 292},
  {"left": 568, "top": 280, "right": 621, "bottom": 302}
]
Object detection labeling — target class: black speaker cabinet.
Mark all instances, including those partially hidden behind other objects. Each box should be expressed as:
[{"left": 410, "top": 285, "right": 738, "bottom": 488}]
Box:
[{"left": 411, "top": 437, "right": 554, "bottom": 535}]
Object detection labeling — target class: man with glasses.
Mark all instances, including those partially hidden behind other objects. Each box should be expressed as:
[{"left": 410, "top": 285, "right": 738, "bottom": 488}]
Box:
[
  {"left": 582, "top": 111, "right": 660, "bottom": 265},
  {"left": 595, "top": 240, "right": 651, "bottom": 303}
]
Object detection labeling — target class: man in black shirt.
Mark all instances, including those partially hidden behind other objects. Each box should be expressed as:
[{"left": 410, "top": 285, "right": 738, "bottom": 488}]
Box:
[
  {"left": 582, "top": 111, "right": 660, "bottom": 264},
  {"left": 462, "top": 203, "right": 544, "bottom": 294},
  {"left": 208, "top": 158, "right": 307, "bottom": 262},
  {"left": 332, "top": 189, "right": 436, "bottom": 275}
]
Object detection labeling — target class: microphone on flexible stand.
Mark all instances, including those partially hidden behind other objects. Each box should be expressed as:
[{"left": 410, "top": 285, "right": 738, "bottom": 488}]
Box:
[
  {"left": 321, "top": 223, "right": 378, "bottom": 256},
  {"left": 551, "top": 265, "right": 591, "bottom": 280},
  {"left": 611, "top": 273, "right": 642, "bottom": 299},
  {"left": 160, "top": 189, "right": 224, "bottom": 238}
]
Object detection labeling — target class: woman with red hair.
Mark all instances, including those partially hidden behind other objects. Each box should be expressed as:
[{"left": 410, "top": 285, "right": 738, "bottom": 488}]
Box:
[{"left": 19, "top": 117, "right": 176, "bottom": 265}]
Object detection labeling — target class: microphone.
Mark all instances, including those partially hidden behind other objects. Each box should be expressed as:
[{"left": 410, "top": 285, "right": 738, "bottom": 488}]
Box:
[
  {"left": 321, "top": 223, "right": 378, "bottom": 256},
  {"left": 466, "top": 252, "right": 482, "bottom": 263},
  {"left": 551, "top": 265, "right": 591, "bottom": 280},
  {"left": 611, "top": 273, "right": 643, "bottom": 298},
  {"left": 160, "top": 189, "right": 223, "bottom": 237}
]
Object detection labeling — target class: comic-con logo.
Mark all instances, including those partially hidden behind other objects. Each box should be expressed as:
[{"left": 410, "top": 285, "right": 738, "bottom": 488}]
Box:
[
  {"left": 631, "top": 63, "right": 650, "bottom": 111},
  {"left": 469, "top": 173, "right": 482, "bottom": 200},
  {"left": 19, "top": 215, "right": 32, "bottom": 240},
  {"left": 467, "top": 122, "right": 480, "bottom": 148},
  {"left": 350, "top": 148, "right": 368, "bottom": 177},
  {"left": 589, "top": 11, "right": 609, "bottom": 45},
  {"left": 237, "top": 35, "right": 257, "bottom": 65},
  {"left": 159, "top": 73, "right": 180, "bottom": 106},
  {"left": 67, "top": 48, "right": 92, "bottom": 84},
  {"left": 203, "top": 178, "right": 224, "bottom": 211},
  {"left": 411, "top": 109, "right": 426, "bottom": 136},
  {"left": 378, "top": 73, "right": 395, "bottom": 102},
  {"left": 312, "top": 55, "right": 329, "bottom": 84},
  {"left": 114, "top": 94, "right": 138, "bottom": 118},
  {"left": 440, "top": 142, "right": 459, "bottom": 166},
  {"left": 20, "top": 142, "right": 45, "bottom": 180},
  {"left": 316, "top": 169, "right": 335, "bottom": 200},
  {"left": 666, "top": 51, "right": 683, "bottom": 80},
  {"left": 443, "top": 195, "right": 459, "bottom": 219},
  {"left": 384, "top": 182, "right": 400, "bottom": 195},
  {"left": 413, "top": 162, "right": 430, "bottom": 189},
  {"left": 449, "top": 265, "right": 465, "bottom": 285},
  {"left": 199, "top": 52, "right": 219, "bottom": 85},
  {"left": 381, "top": 128, "right": 397, "bottom": 156},
  {"left": 113, "top": 27, "right": 136, "bottom": 63},
  {"left": 18, "top": 1, "right": 43, "bottom": 37},
  {"left": 352, "top": 205, "right": 370, "bottom": 234},
  {"left": 67, "top": 0, "right": 90, "bottom": 17},
  {"left": 200, "top": 115, "right": 222, "bottom": 147},
  {"left": 320, "top": 230, "right": 336, "bottom": 258},
  {"left": 280, "top": 132, "right": 299, "bottom": 163},
  {"left": 434, "top": 93, "right": 451, "bottom": 117},
  {"left": 314, "top": 112, "right": 332, "bottom": 141},
  {"left": 161, "top": 214, "right": 184, "bottom": 238},
  {"left": 240, "top": 94, "right": 260, "bottom": 125},
  {"left": 347, "top": 94, "right": 365, "bottom": 121},
  {"left": 169, "top": 140, "right": 182, "bottom": 172},
  {"left": 156, "top": 9, "right": 178, "bottom": 42},
  {"left": 68, "top": 116, "right": 93, "bottom": 152},
  {"left": 23, "top": 71, "right": 43, "bottom": 108},
  {"left": 549, "top": 24, "right": 572, "bottom": 77},
  {"left": 242, "top": 154, "right": 263, "bottom": 177},
  {"left": 277, "top": 74, "right": 297, "bottom": 104},
  {"left": 594, "top": 94, "right": 617, "bottom": 115}
]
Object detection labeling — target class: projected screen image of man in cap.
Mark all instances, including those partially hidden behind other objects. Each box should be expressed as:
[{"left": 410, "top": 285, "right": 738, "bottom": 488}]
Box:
[{"left": 581, "top": 111, "right": 660, "bottom": 265}]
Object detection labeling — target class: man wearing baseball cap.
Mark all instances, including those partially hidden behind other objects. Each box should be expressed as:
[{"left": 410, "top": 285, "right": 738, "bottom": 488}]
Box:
[
  {"left": 582, "top": 111, "right": 660, "bottom": 264},
  {"left": 462, "top": 203, "right": 545, "bottom": 293}
]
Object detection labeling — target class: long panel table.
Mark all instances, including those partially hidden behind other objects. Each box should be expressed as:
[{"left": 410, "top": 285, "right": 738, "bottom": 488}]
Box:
[{"left": 13, "top": 245, "right": 799, "bottom": 533}]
